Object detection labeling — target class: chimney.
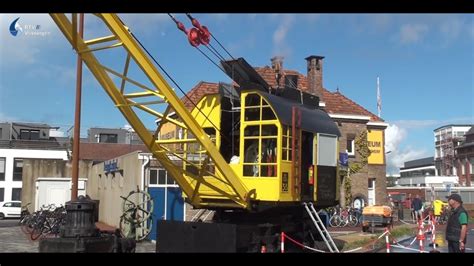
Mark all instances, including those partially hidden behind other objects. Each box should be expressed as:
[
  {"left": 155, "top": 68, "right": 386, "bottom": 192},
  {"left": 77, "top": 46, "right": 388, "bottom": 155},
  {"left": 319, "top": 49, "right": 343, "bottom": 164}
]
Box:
[
  {"left": 305, "top": 55, "right": 324, "bottom": 99},
  {"left": 271, "top": 56, "right": 284, "bottom": 88}
]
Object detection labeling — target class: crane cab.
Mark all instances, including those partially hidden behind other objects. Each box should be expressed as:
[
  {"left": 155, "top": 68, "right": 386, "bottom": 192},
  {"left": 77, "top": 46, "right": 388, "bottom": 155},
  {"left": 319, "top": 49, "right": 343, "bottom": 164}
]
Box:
[{"left": 186, "top": 86, "right": 341, "bottom": 210}]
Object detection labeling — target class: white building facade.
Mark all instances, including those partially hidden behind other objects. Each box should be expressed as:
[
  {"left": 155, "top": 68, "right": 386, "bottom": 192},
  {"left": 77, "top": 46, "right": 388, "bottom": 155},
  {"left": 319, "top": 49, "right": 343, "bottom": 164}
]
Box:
[
  {"left": 434, "top": 124, "right": 472, "bottom": 176},
  {"left": 0, "top": 149, "right": 68, "bottom": 202}
]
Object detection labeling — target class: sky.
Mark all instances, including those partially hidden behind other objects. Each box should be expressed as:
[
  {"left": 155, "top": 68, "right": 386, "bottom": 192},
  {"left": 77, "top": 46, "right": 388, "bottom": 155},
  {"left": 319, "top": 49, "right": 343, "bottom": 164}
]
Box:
[{"left": 0, "top": 13, "right": 473, "bottom": 175}]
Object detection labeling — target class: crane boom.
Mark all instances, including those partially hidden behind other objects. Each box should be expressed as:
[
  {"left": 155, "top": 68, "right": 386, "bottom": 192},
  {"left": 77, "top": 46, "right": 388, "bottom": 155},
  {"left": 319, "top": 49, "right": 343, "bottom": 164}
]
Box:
[{"left": 50, "top": 13, "right": 253, "bottom": 209}]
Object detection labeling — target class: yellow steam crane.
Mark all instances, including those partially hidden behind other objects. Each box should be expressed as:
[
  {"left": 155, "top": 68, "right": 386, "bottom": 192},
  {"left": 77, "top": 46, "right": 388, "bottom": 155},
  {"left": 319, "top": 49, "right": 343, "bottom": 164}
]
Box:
[{"left": 50, "top": 13, "right": 341, "bottom": 252}]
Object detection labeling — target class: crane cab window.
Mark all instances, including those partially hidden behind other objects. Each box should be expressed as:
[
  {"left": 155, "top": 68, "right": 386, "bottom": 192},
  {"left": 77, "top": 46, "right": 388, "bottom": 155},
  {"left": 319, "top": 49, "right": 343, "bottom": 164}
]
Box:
[
  {"left": 244, "top": 94, "right": 277, "bottom": 122},
  {"left": 243, "top": 124, "right": 278, "bottom": 177},
  {"left": 282, "top": 125, "right": 293, "bottom": 161},
  {"left": 242, "top": 93, "right": 278, "bottom": 177}
]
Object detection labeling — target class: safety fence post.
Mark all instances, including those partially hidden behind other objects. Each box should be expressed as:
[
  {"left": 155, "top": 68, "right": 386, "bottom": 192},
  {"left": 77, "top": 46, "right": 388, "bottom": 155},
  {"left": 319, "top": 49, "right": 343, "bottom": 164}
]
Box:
[
  {"left": 281, "top": 232, "right": 285, "bottom": 253},
  {"left": 385, "top": 227, "right": 391, "bottom": 253},
  {"left": 417, "top": 218, "right": 425, "bottom": 253}
]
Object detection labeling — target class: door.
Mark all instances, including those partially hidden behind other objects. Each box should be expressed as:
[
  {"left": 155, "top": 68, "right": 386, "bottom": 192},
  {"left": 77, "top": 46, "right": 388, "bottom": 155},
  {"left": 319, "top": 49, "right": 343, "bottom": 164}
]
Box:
[
  {"left": 300, "top": 131, "right": 313, "bottom": 201},
  {"left": 37, "top": 181, "right": 69, "bottom": 210},
  {"left": 368, "top": 178, "right": 376, "bottom": 205},
  {"left": 148, "top": 168, "right": 185, "bottom": 241},
  {"left": 36, "top": 179, "right": 87, "bottom": 211}
]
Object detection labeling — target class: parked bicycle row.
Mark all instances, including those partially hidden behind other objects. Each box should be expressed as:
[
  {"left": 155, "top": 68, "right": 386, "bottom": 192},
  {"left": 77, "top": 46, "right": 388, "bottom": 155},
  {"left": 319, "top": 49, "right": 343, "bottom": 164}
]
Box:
[
  {"left": 320, "top": 206, "right": 363, "bottom": 227},
  {"left": 19, "top": 203, "right": 66, "bottom": 240}
]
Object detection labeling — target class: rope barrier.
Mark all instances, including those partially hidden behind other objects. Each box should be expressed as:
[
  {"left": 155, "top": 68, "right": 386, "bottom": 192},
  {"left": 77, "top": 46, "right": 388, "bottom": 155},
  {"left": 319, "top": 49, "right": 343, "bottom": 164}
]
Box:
[{"left": 281, "top": 213, "right": 440, "bottom": 254}]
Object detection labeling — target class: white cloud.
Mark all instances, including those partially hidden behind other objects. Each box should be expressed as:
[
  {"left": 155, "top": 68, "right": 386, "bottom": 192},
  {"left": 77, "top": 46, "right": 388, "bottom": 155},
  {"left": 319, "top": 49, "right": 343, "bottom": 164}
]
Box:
[
  {"left": 385, "top": 124, "right": 406, "bottom": 154},
  {"left": 0, "top": 14, "right": 56, "bottom": 66},
  {"left": 272, "top": 15, "right": 295, "bottom": 58},
  {"left": 25, "top": 64, "right": 77, "bottom": 86},
  {"left": 385, "top": 123, "right": 430, "bottom": 175},
  {"left": 386, "top": 146, "right": 430, "bottom": 175},
  {"left": 398, "top": 23, "right": 429, "bottom": 44},
  {"left": 392, "top": 117, "right": 474, "bottom": 130}
]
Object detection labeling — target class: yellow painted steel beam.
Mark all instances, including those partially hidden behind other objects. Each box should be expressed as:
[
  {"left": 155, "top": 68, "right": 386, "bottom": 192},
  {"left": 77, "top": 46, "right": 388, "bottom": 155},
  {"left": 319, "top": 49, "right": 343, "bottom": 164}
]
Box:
[
  {"left": 100, "top": 64, "right": 166, "bottom": 99},
  {"left": 120, "top": 54, "right": 131, "bottom": 93},
  {"left": 84, "top": 35, "right": 117, "bottom": 45},
  {"left": 50, "top": 13, "right": 252, "bottom": 209},
  {"left": 50, "top": 13, "right": 202, "bottom": 207},
  {"left": 124, "top": 91, "right": 158, "bottom": 98},
  {"left": 131, "top": 102, "right": 188, "bottom": 130},
  {"left": 77, "top": 42, "right": 123, "bottom": 54},
  {"left": 98, "top": 14, "right": 251, "bottom": 207},
  {"left": 155, "top": 138, "right": 197, "bottom": 144},
  {"left": 116, "top": 99, "right": 166, "bottom": 107}
]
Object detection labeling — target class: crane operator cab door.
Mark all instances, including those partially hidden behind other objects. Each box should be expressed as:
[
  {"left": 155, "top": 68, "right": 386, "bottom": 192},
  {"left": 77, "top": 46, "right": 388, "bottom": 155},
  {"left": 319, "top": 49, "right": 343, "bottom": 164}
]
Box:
[
  {"left": 300, "top": 131, "right": 314, "bottom": 202},
  {"left": 312, "top": 133, "right": 339, "bottom": 207}
]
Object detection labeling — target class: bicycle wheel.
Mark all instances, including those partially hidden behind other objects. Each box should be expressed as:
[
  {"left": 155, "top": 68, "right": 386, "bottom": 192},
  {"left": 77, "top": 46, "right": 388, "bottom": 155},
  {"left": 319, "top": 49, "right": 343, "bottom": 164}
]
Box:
[
  {"left": 329, "top": 215, "right": 342, "bottom": 227},
  {"left": 348, "top": 215, "right": 358, "bottom": 227},
  {"left": 30, "top": 227, "right": 44, "bottom": 241},
  {"left": 21, "top": 224, "right": 34, "bottom": 235}
]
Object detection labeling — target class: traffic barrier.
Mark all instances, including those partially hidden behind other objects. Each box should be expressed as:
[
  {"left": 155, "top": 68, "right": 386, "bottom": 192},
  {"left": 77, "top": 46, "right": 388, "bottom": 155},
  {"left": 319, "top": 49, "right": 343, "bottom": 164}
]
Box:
[
  {"left": 416, "top": 218, "right": 425, "bottom": 253},
  {"left": 428, "top": 214, "right": 437, "bottom": 248},
  {"left": 281, "top": 232, "right": 285, "bottom": 253},
  {"left": 385, "top": 227, "right": 390, "bottom": 253}
]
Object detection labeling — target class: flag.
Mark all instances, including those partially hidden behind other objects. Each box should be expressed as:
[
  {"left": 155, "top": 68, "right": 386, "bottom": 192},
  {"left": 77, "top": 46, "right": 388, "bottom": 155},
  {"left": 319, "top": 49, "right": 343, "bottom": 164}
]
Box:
[{"left": 377, "top": 76, "right": 381, "bottom": 118}]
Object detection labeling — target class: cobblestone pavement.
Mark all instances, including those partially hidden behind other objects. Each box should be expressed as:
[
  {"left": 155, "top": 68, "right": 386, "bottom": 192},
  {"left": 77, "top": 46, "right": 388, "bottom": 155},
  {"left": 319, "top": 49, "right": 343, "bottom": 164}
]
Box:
[{"left": 0, "top": 224, "right": 155, "bottom": 253}]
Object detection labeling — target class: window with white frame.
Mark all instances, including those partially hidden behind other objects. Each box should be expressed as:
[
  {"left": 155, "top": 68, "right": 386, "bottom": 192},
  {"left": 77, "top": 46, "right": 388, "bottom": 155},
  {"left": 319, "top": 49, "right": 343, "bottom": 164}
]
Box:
[
  {"left": 12, "top": 188, "right": 21, "bottom": 201},
  {"left": 13, "top": 159, "right": 23, "bottom": 181},
  {"left": 318, "top": 134, "right": 338, "bottom": 167},
  {"left": 346, "top": 138, "right": 355, "bottom": 156},
  {"left": 0, "top": 158, "right": 5, "bottom": 181},
  {"left": 149, "top": 168, "right": 176, "bottom": 186},
  {"left": 470, "top": 158, "right": 474, "bottom": 174}
]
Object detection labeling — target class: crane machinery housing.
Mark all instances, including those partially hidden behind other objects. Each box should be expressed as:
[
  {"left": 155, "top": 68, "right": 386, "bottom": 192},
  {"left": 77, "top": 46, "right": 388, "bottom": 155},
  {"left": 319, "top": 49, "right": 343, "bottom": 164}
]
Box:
[{"left": 50, "top": 13, "right": 342, "bottom": 252}]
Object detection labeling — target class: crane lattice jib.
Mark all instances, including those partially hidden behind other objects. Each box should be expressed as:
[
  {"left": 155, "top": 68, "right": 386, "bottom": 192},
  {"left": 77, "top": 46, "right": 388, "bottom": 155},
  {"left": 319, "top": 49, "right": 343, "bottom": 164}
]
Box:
[{"left": 50, "top": 13, "right": 252, "bottom": 209}]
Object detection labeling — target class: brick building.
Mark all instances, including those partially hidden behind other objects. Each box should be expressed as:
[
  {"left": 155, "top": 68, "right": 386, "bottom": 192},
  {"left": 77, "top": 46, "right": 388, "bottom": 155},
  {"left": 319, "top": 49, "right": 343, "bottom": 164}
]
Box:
[{"left": 455, "top": 126, "right": 474, "bottom": 186}]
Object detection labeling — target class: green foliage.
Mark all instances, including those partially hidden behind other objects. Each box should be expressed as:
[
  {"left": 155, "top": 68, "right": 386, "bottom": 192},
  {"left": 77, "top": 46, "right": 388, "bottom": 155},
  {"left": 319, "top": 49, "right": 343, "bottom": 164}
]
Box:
[{"left": 342, "top": 130, "right": 372, "bottom": 206}]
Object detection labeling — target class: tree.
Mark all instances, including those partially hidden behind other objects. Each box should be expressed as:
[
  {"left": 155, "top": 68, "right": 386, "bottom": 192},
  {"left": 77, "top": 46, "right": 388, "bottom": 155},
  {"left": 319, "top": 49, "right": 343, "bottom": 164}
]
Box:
[
  {"left": 386, "top": 175, "right": 398, "bottom": 187},
  {"left": 341, "top": 130, "right": 371, "bottom": 206}
]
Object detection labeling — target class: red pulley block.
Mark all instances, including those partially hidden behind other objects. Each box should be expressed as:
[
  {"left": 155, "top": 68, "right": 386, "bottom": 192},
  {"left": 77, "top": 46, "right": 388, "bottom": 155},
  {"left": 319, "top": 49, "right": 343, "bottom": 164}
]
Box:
[
  {"left": 187, "top": 28, "right": 201, "bottom": 47},
  {"left": 198, "top": 25, "right": 210, "bottom": 45}
]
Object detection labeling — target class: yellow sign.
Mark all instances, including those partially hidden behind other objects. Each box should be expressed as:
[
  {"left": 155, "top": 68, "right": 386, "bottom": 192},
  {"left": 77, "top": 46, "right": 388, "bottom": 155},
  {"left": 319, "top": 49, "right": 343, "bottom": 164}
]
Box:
[{"left": 367, "top": 130, "right": 384, "bottom": 164}]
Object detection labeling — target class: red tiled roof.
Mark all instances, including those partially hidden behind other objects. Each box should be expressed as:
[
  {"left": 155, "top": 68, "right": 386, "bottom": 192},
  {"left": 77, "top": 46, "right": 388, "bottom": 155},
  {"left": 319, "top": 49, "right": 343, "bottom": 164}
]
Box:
[
  {"left": 181, "top": 81, "right": 219, "bottom": 111},
  {"left": 254, "top": 67, "right": 382, "bottom": 122},
  {"left": 79, "top": 143, "right": 148, "bottom": 161},
  {"left": 181, "top": 66, "right": 383, "bottom": 122}
]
